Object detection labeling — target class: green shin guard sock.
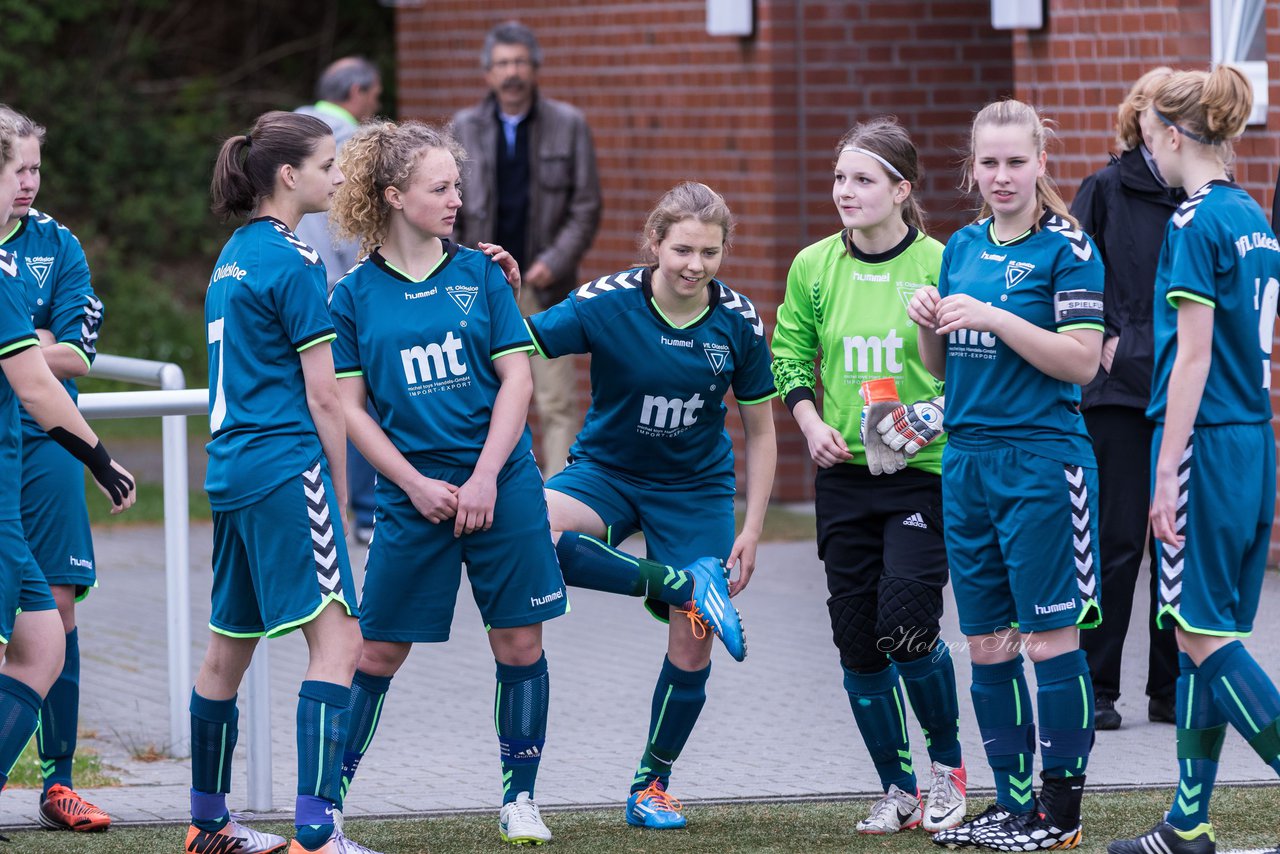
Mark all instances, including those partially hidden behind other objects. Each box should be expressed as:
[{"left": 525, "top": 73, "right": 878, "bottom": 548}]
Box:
[
  {"left": 555, "top": 531, "right": 693, "bottom": 607},
  {"left": 633, "top": 657, "right": 710, "bottom": 793},
  {"left": 1166, "top": 653, "right": 1226, "bottom": 832},
  {"left": 844, "top": 664, "right": 917, "bottom": 794}
]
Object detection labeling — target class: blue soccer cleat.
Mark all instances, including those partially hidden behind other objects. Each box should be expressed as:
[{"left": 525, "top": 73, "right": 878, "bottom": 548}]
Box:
[
  {"left": 677, "top": 557, "right": 746, "bottom": 662},
  {"left": 626, "top": 781, "right": 687, "bottom": 829}
]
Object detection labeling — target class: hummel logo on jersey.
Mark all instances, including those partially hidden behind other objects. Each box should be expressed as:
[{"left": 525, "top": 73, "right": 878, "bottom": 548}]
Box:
[
  {"left": 25, "top": 255, "right": 54, "bottom": 289},
  {"left": 447, "top": 284, "right": 478, "bottom": 314},
  {"left": 69, "top": 556, "right": 93, "bottom": 570},
  {"left": 1044, "top": 214, "right": 1094, "bottom": 261},
  {"left": 703, "top": 342, "right": 729, "bottom": 374},
  {"left": 717, "top": 283, "right": 765, "bottom": 337},
  {"left": 852, "top": 271, "right": 890, "bottom": 282},
  {"left": 902, "top": 513, "right": 928, "bottom": 529},
  {"left": 400, "top": 332, "right": 467, "bottom": 384},
  {"left": 212, "top": 262, "right": 248, "bottom": 283},
  {"left": 269, "top": 221, "right": 321, "bottom": 264},
  {"left": 0, "top": 249, "right": 16, "bottom": 278},
  {"left": 404, "top": 287, "right": 437, "bottom": 300},
  {"left": 660, "top": 335, "right": 693, "bottom": 349},
  {"left": 844, "top": 330, "right": 905, "bottom": 375},
  {"left": 980, "top": 250, "right": 1007, "bottom": 262},
  {"left": 1172, "top": 186, "right": 1210, "bottom": 229},
  {"left": 1005, "top": 261, "right": 1035, "bottom": 289},
  {"left": 639, "top": 393, "right": 704, "bottom": 431}
]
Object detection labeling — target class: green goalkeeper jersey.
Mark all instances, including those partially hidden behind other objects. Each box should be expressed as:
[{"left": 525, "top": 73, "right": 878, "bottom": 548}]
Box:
[{"left": 772, "top": 227, "right": 946, "bottom": 475}]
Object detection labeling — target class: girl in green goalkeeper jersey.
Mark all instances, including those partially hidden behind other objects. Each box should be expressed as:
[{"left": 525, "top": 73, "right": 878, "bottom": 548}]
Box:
[{"left": 771, "top": 118, "right": 965, "bottom": 836}]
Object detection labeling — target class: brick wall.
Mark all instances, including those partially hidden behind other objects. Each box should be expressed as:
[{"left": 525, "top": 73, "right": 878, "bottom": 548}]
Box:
[
  {"left": 396, "top": 0, "right": 1012, "bottom": 501},
  {"left": 1011, "top": 0, "right": 1280, "bottom": 561}
]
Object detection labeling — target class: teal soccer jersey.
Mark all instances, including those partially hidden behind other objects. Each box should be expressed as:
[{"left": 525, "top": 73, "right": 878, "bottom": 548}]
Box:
[
  {"left": 0, "top": 248, "right": 40, "bottom": 520},
  {"left": 939, "top": 213, "right": 1104, "bottom": 465},
  {"left": 1, "top": 210, "right": 102, "bottom": 440},
  {"left": 204, "top": 217, "right": 335, "bottom": 511},
  {"left": 1148, "top": 181, "right": 1280, "bottom": 425},
  {"left": 526, "top": 267, "right": 776, "bottom": 483},
  {"left": 329, "top": 243, "right": 535, "bottom": 468}
]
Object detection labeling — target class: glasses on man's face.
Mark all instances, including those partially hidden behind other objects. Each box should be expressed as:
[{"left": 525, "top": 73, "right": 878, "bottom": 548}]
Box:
[{"left": 491, "top": 57, "right": 533, "bottom": 71}]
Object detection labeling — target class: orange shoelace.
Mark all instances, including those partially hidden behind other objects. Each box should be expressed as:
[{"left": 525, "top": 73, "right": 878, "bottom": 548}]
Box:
[
  {"left": 675, "top": 604, "right": 710, "bottom": 640},
  {"left": 634, "top": 781, "right": 683, "bottom": 814}
]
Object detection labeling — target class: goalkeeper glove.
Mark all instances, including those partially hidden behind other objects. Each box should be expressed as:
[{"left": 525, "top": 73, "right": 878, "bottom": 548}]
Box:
[
  {"left": 877, "top": 396, "right": 945, "bottom": 457},
  {"left": 859, "top": 378, "right": 907, "bottom": 476}
]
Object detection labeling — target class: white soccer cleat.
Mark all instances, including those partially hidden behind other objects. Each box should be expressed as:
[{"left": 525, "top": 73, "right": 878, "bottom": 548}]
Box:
[
  {"left": 186, "top": 819, "right": 287, "bottom": 854},
  {"left": 856, "top": 783, "right": 924, "bottom": 834},
  {"left": 924, "top": 761, "right": 968, "bottom": 832},
  {"left": 499, "top": 791, "right": 552, "bottom": 845}
]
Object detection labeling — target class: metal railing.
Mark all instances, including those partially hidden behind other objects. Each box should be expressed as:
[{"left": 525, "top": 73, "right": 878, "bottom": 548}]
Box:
[{"left": 79, "top": 354, "right": 274, "bottom": 811}]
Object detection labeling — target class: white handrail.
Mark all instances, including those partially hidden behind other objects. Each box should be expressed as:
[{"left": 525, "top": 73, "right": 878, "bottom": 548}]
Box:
[{"left": 79, "top": 354, "right": 273, "bottom": 811}]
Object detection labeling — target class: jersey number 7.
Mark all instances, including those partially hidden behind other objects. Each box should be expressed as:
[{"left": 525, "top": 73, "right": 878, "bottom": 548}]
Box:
[{"left": 208, "top": 318, "right": 227, "bottom": 432}]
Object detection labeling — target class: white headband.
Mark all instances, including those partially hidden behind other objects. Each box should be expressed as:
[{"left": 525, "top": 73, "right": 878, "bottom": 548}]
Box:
[{"left": 841, "top": 145, "right": 905, "bottom": 181}]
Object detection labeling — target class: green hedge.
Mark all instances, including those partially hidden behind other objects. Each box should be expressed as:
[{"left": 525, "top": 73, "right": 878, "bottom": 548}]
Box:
[{"left": 0, "top": 0, "right": 395, "bottom": 379}]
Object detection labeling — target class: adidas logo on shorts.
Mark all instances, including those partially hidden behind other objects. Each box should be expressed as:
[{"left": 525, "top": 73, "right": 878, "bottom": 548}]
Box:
[{"left": 902, "top": 513, "right": 928, "bottom": 530}]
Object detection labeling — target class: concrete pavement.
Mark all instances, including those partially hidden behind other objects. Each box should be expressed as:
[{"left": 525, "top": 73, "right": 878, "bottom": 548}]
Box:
[{"left": 0, "top": 521, "right": 1276, "bottom": 829}]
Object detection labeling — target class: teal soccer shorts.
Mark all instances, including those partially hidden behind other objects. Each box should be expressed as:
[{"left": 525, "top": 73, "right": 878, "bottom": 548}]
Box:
[
  {"left": 942, "top": 438, "right": 1102, "bottom": 636},
  {"left": 545, "top": 457, "right": 736, "bottom": 621},
  {"left": 1153, "top": 423, "right": 1274, "bottom": 637},
  {"left": 210, "top": 459, "right": 357, "bottom": 638},
  {"left": 0, "top": 519, "right": 57, "bottom": 643},
  {"left": 359, "top": 451, "right": 567, "bottom": 643},
  {"left": 22, "top": 434, "right": 96, "bottom": 598}
]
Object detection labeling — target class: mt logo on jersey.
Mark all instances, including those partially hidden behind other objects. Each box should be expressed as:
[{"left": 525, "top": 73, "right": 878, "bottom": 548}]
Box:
[
  {"left": 638, "top": 393, "right": 704, "bottom": 435},
  {"left": 399, "top": 332, "right": 471, "bottom": 394}
]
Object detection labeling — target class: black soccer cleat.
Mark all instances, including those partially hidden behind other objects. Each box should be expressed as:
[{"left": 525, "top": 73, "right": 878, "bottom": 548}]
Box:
[
  {"left": 1108, "top": 821, "right": 1216, "bottom": 854},
  {"left": 931, "top": 804, "right": 1015, "bottom": 849}
]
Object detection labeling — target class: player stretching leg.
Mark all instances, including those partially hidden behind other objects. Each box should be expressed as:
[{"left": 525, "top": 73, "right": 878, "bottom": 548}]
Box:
[
  {"left": 526, "top": 182, "right": 777, "bottom": 829},
  {"left": 773, "top": 118, "right": 966, "bottom": 835}
]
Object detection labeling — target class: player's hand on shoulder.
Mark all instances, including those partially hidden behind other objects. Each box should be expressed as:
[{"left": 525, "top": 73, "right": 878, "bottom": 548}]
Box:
[
  {"left": 726, "top": 533, "right": 758, "bottom": 597},
  {"left": 907, "top": 285, "right": 942, "bottom": 330},
  {"left": 477, "top": 242, "right": 522, "bottom": 292},
  {"left": 454, "top": 473, "right": 497, "bottom": 538},
  {"left": 407, "top": 475, "right": 459, "bottom": 525},
  {"left": 934, "top": 293, "right": 1000, "bottom": 335}
]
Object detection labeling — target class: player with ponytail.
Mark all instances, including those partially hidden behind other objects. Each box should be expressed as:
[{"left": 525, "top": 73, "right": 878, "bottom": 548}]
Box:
[{"left": 1110, "top": 65, "right": 1280, "bottom": 854}]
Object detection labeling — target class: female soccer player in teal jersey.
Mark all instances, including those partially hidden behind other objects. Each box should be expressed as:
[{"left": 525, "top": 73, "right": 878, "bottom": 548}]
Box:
[
  {"left": 0, "top": 105, "right": 111, "bottom": 832},
  {"left": 910, "top": 100, "right": 1105, "bottom": 851},
  {"left": 1110, "top": 66, "right": 1280, "bottom": 854},
  {"left": 0, "top": 106, "right": 135, "bottom": 815},
  {"left": 189, "top": 111, "right": 370, "bottom": 854},
  {"left": 525, "top": 182, "right": 777, "bottom": 830},
  {"left": 326, "top": 121, "right": 562, "bottom": 847},
  {"left": 772, "top": 118, "right": 966, "bottom": 835}
]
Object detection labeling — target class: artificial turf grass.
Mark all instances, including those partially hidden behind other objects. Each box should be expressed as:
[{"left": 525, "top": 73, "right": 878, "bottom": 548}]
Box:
[{"left": 2, "top": 786, "right": 1276, "bottom": 853}]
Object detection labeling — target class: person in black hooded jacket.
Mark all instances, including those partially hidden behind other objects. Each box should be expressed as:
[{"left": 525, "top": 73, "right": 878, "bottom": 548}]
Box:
[{"left": 1070, "top": 67, "right": 1183, "bottom": 731}]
